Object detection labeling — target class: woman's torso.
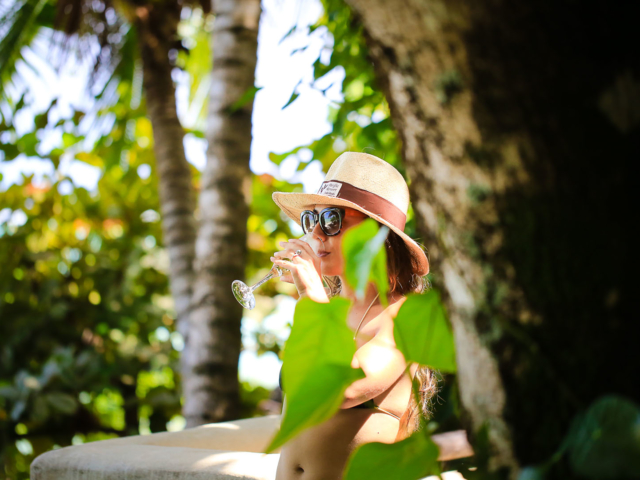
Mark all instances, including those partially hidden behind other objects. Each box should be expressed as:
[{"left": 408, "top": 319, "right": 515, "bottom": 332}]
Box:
[{"left": 276, "top": 297, "right": 416, "bottom": 480}]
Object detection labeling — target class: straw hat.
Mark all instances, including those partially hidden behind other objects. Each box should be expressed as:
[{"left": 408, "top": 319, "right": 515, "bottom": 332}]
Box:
[{"left": 272, "top": 152, "right": 429, "bottom": 275}]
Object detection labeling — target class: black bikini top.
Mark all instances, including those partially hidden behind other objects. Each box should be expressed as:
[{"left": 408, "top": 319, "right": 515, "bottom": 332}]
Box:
[{"left": 277, "top": 364, "right": 396, "bottom": 415}]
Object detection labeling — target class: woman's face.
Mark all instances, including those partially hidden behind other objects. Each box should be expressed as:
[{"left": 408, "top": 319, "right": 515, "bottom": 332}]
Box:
[{"left": 305, "top": 204, "right": 368, "bottom": 277}]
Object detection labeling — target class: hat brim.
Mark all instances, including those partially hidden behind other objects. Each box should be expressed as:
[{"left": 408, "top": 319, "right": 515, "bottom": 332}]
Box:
[{"left": 272, "top": 191, "right": 429, "bottom": 276}]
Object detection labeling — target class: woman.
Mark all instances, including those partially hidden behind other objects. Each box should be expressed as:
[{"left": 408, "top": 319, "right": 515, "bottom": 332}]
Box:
[{"left": 269, "top": 152, "right": 438, "bottom": 479}]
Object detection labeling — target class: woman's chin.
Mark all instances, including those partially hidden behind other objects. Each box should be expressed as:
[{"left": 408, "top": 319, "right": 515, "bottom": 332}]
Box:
[{"left": 320, "top": 259, "right": 342, "bottom": 277}]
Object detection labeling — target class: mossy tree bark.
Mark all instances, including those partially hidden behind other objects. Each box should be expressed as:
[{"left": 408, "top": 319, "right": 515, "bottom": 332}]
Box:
[
  {"left": 344, "top": 0, "right": 638, "bottom": 477},
  {"left": 183, "top": 0, "right": 261, "bottom": 426}
]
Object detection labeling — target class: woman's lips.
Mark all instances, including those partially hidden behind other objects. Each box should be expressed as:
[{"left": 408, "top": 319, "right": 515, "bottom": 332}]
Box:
[{"left": 316, "top": 250, "right": 330, "bottom": 257}]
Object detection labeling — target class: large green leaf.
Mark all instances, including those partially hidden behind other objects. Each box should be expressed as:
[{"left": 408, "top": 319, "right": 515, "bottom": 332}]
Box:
[
  {"left": 265, "top": 297, "right": 364, "bottom": 452},
  {"left": 566, "top": 395, "right": 640, "bottom": 479},
  {"left": 342, "top": 219, "right": 389, "bottom": 305},
  {"left": 344, "top": 431, "right": 440, "bottom": 480},
  {"left": 46, "top": 392, "right": 79, "bottom": 415},
  {"left": 393, "top": 291, "right": 456, "bottom": 373}
]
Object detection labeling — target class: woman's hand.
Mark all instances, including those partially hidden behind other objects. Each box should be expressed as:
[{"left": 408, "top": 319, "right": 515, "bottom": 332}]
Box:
[{"left": 271, "top": 238, "right": 329, "bottom": 303}]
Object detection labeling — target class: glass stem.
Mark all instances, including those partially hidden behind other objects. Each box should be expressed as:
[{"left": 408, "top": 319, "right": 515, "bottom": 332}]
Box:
[{"left": 250, "top": 271, "right": 277, "bottom": 292}]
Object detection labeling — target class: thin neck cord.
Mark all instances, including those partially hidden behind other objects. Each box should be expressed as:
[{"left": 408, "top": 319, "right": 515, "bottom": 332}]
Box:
[{"left": 353, "top": 292, "right": 380, "bottom": 340}]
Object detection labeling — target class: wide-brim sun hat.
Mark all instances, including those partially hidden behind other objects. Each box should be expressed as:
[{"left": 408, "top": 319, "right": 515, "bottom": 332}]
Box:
[{"left": 272, "top": 151, "right": 429, "bottom": 276}]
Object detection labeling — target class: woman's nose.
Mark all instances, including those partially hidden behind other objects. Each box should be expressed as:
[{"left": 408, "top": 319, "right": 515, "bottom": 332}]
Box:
[{"left": 311, "top": 222, "right": 327, "bottom": 241}]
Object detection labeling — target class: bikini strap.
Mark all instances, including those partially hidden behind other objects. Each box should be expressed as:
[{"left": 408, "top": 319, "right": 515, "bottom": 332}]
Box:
[
  {"left": 353, "top": 292, "right": 380, "bottom": 340},
  {"left": 372, "top": 404, "right": 401, "bottom": 421}
]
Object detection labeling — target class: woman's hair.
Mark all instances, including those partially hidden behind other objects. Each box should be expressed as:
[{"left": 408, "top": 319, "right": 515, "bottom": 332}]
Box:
[
  {"left": 323, "top": 227, "right": 438, "bottom": 436},
  {"left": 384, "top": 231, "right": 438, "bottom": 437},
  {"left": 384, "top": 230, "right": 428, "bottom": 296}
]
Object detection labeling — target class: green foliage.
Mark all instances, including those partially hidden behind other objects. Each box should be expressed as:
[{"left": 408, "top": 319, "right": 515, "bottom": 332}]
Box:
[
  {"left": 393, "top": 291, "right": 457, "bottom": 373},
  {"left": 0, "top": 93, "right": 183, "bottom": 477},
  {"left": 344, "top": 431, "right": 440, "bottom": 480},
  {"left": 0, "top": 96, "right": 60, "bottom": 163},
  {"left": 0, "top": 0, "right": 51, "bottom": 104},
  {"left": 266, "top": 297, "right": 364, "bottom": 452},
  {"left": 565, "top": 395, "right": 640, "bottom": 479},
  {"left": 0, "top": 193, "right": 176, "bottom": 475},
  {"left": 309, "top": 0, "right": 401, "bottom": 170},
  {"left": 228, "top": 85, "right": 263, "bottom": 114},
  {"left": 281, "top": 82, "right": 301, "bottom": 110},
  {"left": 176, "top": 7, "right": 213, "bottom": 131},
  {"left": 513, "top": 395, "right": 640, "bottom": 480},
  {"left": 342, "top": 219, "right": 389, "bottom": 304}
]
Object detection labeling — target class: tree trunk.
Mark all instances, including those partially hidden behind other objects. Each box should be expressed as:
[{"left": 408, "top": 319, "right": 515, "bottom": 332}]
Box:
[
  {"left": 136, "top": 0, "right": 197, "bottom": 410},
  {"left": 344, "top": 0, "right": 638, "bottom": 477},
  {"left": 182, "top": 0, "right": 260, "bottom": 426}
]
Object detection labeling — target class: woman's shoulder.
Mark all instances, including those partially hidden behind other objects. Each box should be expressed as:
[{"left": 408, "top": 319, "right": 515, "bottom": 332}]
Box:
[
  {"left": 371, "top": 295, "right": 408, "bottom": 336},
  {"left": 385, "top": 294, "right": 408, "bottom": 319}
]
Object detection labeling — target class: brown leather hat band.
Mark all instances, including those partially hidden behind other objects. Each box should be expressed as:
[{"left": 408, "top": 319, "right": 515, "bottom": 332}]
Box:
[{"left": 316, "top": 180, "right": 407, "bottom": 231}]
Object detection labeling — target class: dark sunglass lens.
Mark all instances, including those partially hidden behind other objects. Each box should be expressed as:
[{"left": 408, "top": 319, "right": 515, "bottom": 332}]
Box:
[
  {"left": 321, "top": 209, "right": 341, "bottom": 235},
  {"left": 301, "top": 212, "right": 315, "bottom": 233}
]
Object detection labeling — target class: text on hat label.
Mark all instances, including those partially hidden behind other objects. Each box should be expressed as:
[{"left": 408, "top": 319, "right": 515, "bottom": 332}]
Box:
[{"left": 317, "top": 181, "right": 342, "bottom": 197}]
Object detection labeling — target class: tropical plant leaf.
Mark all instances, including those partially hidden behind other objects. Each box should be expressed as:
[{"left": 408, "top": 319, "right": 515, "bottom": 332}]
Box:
[
  {"left": 282, "top": 79, "right": 303, "bottom": 110},
  {"left": 393, "top": 290, "right": 456, "bottom": 373},
  {"left": 265, "top": 297, "right": 364, "bottom": 452},
  {"left": 344, "top": 431, "right": 440, "bottom": 480},
  {"left": 279, "top": 25, "right": 297, "bottom": 44},
  {"left": 268, "top": 146, "right": 304, "bottom": 166},
  {"left": 282, "top": 91, "right": 300, "bottom": 110},
  {"left": 0, "top": 0, "right": 48, "bottom": 103},
  {"left": 342, "top": 219, "right": 389, "bottom": 304},
  {"left": 566, "top": 395, "right": 640, "bottom": 479}
]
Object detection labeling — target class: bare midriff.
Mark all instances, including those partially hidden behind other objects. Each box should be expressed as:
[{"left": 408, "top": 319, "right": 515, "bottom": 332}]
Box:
[{"left": 275, "top": 368, "right": 415, "bottom": 480}]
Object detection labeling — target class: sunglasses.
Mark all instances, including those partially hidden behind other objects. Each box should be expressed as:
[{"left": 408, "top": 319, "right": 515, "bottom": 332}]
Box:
[{"left": 300, "top": 207, "right": 345, "bottom": 236}]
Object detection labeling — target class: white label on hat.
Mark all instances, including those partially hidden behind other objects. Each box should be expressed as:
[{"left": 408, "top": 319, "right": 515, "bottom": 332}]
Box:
[{"left": 317, "top": 181, "right": 342, "bottom": 197}]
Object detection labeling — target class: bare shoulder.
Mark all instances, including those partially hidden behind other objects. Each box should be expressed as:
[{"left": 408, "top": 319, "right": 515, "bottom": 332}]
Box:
[
  {"left": 370, "top": 296, "right": 408, "bottom": 343},
  {"left": 353, "top": 295, "right": 409, "bottom": 350},
  {"left": 386, "top": 295, "right": 408, "bottom": 318}
]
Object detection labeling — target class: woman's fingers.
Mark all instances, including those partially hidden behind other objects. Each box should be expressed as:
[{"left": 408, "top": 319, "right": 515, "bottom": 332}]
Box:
[
  {"left": 281, "top": 239, "right": 315, "bottom": 257},
  {"left": 273, "top": 248, "right": 310, "bottom": 265},
  {"left": 272, "top": 248, "right": 301, "bottom": 259},
  {"left": 271, "top": 257, "right": 296, "bottom": 271}
]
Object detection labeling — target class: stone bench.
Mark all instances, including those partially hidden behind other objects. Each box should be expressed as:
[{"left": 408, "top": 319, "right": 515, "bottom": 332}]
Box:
[{"left": 31, "top": 415, "right": 472, "bottom": 479}]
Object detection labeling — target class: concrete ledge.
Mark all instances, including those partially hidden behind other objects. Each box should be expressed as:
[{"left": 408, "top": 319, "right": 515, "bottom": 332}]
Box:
[
  {"left": 31, "top": 444, "right": 280, "bottom": 480},
  {"left": 31, "top": 416, "right": 282, "bottom": 480},
  {"left": 31, "top": 415, "right": 472, "bottom": 479}
]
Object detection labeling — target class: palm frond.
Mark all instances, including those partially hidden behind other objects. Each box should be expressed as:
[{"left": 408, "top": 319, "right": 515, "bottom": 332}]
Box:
[{"left": 0, "top": 0, "right": 49, "bottom": 104}]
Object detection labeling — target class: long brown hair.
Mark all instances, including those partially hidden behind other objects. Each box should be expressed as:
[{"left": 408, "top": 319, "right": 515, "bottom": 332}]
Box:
[
  {"left": 385, "top": 230, "right": 438, "bottom": 438},
  {"left": 323, "top": 228, "right": 438, "bottom": 437}
]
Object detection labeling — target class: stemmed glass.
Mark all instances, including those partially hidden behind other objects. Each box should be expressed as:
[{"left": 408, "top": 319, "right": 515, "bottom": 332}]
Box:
[
  {"left": 232, "top": 264, "right": 285, "bottom": 310},
  {"left": 232, "top": 233, "right": 313, "bottom": 310}
]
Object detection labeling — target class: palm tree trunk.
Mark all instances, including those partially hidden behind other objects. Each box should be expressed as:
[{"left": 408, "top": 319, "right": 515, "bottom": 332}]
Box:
[
  {"left": 182, "top": 0, "right": 261, "bottom": 426},
  {"left": 136, "top": 3, "right": 197, "bottom": 384},
  {"left": 344, "top": 0, "right": 637, "bottom": 477}
]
